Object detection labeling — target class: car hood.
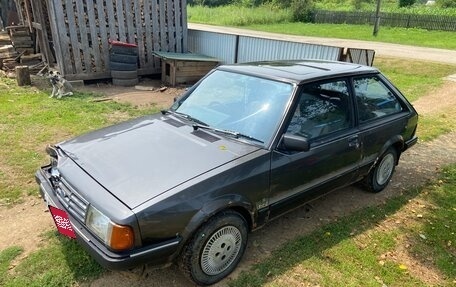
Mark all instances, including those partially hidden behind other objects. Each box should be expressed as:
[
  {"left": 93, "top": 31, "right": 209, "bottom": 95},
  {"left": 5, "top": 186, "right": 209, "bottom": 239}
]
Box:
[{"left": 58, "top": 114, "right": 261, "bottom": 209}]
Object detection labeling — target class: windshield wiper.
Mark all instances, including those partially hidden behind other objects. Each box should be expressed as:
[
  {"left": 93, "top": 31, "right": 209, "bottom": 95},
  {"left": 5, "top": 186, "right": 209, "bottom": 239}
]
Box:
[
  {"left": 192, "top": 124, "right": 264, "bottom": 144},
  {"left": 161, "top": 110, "right": 208, "bottom": 126}
]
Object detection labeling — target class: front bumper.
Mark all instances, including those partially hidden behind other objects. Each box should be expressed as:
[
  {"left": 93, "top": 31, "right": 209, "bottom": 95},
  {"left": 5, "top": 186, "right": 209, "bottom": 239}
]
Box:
[{"left": 35, "top": 167, "right": 181, "bottom": 270}]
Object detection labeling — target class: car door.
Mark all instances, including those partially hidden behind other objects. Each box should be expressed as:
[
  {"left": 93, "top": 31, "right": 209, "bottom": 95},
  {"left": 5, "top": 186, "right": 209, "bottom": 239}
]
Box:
[
  {"left": 268, "top": 78, "right": 362, "bottom": 218},
  {"left": 353, "top": 75, "right": 412, "bottom": 172}
]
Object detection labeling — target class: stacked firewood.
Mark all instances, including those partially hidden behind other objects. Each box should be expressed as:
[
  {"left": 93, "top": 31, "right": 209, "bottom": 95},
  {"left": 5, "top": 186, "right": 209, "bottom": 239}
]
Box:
[
  {"left": 0, "top": 30, "right": 18, "bottom": 71},
  {"left": 7, "top": 25, "right": 34, "bottom": 55},
  {"left": 0, "top": 27, "right": 44, "bottom": 74}
]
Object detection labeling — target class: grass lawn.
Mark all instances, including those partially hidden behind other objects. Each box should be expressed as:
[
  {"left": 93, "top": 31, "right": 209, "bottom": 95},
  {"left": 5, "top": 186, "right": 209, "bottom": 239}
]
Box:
[
  {"left": 0, "top": 232, "right": 103, "bottom": 286},
  {"left": 374, "top": 57, "right": 456, "bottom": 103}
]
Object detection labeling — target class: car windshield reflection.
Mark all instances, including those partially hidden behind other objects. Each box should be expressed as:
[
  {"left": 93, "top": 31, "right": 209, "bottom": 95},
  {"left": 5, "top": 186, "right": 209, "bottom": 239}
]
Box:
[{"left": 173, "top": 70, "right": 293, "bottom": 145}]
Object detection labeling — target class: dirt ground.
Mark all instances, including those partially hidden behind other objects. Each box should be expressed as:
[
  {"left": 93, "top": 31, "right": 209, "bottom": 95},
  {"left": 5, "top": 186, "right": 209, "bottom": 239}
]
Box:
[
  {"left": 1, "top": 78, "right": 456, "bottom": 287},
  {"left": 79, "top": 77, "right": 185, "bottom": 109}
]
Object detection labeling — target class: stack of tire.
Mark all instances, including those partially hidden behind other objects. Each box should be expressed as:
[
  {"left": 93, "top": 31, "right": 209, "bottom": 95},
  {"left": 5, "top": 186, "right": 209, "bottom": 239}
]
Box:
[{"left": 109, "top": 40, "right": 139, "bottom": 86}]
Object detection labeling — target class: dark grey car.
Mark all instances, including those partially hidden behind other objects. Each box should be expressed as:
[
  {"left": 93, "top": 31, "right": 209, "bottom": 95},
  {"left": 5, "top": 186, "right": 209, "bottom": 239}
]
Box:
[{"left": 36, "top": 60, "right": 418, "bottom": 285}]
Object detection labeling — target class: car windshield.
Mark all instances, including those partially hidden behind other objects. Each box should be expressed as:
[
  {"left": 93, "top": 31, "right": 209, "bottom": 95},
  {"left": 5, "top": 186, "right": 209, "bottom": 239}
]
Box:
[{"left": 172, "top": 70, "right": 294, "bottom": 145}]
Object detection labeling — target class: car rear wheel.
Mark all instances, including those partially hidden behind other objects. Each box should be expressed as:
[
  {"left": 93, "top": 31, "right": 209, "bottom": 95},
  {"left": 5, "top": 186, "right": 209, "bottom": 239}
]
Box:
[
  {"left": 179, "top": 210, "right": 248, "bottom": 286},
  {"left": 363, "top": 147, "right": 398, "bottom": 193}
]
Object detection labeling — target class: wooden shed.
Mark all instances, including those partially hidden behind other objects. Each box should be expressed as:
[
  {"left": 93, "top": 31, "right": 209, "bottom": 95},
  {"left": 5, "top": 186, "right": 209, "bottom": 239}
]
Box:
[{"left": 15, "top": 0, "right": 188, "bottom": 80}]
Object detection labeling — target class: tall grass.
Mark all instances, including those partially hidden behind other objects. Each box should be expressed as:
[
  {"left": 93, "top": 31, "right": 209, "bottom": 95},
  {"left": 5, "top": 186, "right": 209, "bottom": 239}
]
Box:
[{"left": 188, "top": 4, "right": 292, "bottom": 25}]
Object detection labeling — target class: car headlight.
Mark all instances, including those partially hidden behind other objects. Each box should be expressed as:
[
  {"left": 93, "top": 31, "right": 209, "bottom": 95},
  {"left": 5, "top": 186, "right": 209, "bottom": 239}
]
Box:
[{"left": 85, "top": 205, "right": 134, "bottom": 251}]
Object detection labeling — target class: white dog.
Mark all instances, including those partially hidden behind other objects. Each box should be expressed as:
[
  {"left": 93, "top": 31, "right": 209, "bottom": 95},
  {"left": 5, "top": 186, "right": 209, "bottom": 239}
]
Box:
[{"left": 46, "top": 70, "right": 73, "bottom": 99}]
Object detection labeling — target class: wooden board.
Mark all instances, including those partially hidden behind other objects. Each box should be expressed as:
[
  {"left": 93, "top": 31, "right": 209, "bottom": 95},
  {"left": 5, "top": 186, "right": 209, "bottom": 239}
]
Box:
[{"left": 161, "top": 59, "right": 218, "bottom": 86}]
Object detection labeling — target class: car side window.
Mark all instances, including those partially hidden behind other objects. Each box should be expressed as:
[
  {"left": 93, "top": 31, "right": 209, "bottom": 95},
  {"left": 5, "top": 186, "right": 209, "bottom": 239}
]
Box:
[
  {"left": 286, "top": 80, "right": 351, "bottom": 139},
  {"left": 354, "top": 76, "right": 403, "bottom": 123}
]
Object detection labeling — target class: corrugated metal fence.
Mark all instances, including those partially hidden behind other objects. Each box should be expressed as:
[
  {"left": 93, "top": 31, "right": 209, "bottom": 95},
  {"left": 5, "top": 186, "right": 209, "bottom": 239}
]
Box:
[
  {"left": 188, "top": 30, "right": 343, "bottom": 64},
  {"left": 188, "top": 30, "right": 237, "bottom": 63},
  {"left": 188, "top": 29, "right": 375, "bottom": 66},
  {"left": 237, "top": 37, "right": 343, "bottom": 63}
]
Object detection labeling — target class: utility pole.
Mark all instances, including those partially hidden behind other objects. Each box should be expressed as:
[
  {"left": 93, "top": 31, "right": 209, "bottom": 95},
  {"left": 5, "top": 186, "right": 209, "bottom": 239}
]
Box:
[{"left": 373, "top": 0, "right": 381, "bottom": 36}]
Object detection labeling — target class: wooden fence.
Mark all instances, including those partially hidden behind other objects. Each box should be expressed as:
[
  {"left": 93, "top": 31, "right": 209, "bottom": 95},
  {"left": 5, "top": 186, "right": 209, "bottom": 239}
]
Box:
[
  {"left": 43, "top": 0, "right": 187, "bottom": 80},
  {"left": 314, "top": 10, "right": 456, "bottom": 31}
]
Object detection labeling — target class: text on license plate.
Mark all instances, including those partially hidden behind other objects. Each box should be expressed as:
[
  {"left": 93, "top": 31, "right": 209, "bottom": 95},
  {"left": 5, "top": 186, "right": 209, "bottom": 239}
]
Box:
[{"left": 48, "top": 205, "right": 76, "bottom": 239}]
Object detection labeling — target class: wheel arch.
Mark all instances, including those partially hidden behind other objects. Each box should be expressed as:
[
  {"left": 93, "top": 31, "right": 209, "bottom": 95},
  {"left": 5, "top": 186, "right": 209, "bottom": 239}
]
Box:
[
  {"left": 378, "top": 135, "right": 404, "bottom": 165},
  {"left": 174, "top": 195, "right": 255, "bottom": 259}
]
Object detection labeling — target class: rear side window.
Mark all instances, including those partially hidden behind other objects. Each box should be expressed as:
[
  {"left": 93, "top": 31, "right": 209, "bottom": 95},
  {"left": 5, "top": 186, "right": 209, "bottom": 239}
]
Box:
[{"left": 354, "top": 76, "right": 403, "bottom": 123}]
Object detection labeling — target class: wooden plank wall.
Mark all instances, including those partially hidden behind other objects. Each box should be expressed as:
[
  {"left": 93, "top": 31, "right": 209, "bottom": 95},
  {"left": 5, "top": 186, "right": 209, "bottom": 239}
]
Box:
[
  {"left": 47, "top": 0, "right": 188, "bottom": 80},
  {"left": 27, "top": 0, "right": 55, "bottom": 64}
]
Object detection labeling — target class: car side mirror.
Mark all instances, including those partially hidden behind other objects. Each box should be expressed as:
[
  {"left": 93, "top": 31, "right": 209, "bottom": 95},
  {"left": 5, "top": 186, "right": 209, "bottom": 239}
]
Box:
[{"left": 281, "top": 133, "right": 310, "bottom": 152}]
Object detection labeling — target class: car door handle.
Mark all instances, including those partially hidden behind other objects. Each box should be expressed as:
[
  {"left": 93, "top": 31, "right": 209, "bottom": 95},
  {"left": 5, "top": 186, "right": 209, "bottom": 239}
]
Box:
[{"left": 348, "top": 136, "right": 360, "bottom": 149}]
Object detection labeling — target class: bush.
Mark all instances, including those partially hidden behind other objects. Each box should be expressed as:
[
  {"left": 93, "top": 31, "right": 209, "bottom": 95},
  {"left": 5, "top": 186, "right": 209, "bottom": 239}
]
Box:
[
  {"left": 232, "top": 0, "right": 263, "bottom": 6},
  {"left": 398, "top": 0, "right": 416, "bottom": 7},
  {"left": 438, "top": 0, "right": 456, "bottom": 7},
  {"left": 353, "top": 0, "right": 363, "bottom": 9},
  {"left": 269, "top": 0, "right": 294, "bottom": 8},
  {"left": 352, "top": 0, "right": 375, "bottom": 9},
  {"left": 291, "top": 0, "right": 315, "bottom": 22},
  {"left": 188, "top": 0, "right": 233, "bottom": 7}
]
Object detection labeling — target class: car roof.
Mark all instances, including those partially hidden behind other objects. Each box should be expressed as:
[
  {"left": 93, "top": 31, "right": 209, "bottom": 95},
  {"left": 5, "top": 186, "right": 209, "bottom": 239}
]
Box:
[{"left": 217, "top": 60, "right": 379, "bottom": 84}]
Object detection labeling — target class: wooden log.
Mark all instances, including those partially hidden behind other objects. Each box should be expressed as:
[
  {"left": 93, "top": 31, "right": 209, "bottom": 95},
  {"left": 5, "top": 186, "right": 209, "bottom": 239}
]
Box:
[{"left": 16, "top": 66, "right": 31, "bottom": 86}]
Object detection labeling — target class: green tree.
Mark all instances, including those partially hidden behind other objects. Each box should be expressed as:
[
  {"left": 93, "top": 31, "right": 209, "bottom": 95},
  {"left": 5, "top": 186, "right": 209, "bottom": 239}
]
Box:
[
  {"left": 438, "top": 0, "right": 456, "bottom": 7},
  {"left": 398, "top": 0, "right": 416, "bottom": 7}
]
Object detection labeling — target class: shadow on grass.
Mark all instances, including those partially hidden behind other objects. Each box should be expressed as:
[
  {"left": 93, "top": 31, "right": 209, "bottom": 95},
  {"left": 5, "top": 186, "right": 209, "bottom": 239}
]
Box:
[
  {"left": 2, "top": 231, "right": 103, "bottom": 286},
  {"left": 56, "top": 233, "right": 104, "bottom": 281},
  {"left": 230, "top": 187, "right": 424, "bottom": 287}
]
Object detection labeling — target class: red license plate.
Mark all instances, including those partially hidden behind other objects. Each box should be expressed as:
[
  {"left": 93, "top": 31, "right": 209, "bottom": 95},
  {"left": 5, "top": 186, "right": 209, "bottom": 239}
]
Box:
[{"left": 48, "top": 205, "right": 76, "bottom": 239}]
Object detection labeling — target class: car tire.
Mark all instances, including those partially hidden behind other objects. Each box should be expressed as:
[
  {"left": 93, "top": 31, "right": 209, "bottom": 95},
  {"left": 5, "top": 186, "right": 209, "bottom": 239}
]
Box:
[
  {"left": 179, "top": 210, "right": 248, "bottom": 286},
  {"left": 111, "top": 70, "right": 138, "bottom": 79},
  {"left": 110, "top": 53, "right": 138, "bottom": 64},
  {"left": 110, "top": 45, "right": 138, "bottom": 56},
  {"left": 363, "top": 147, "right": 398, "bottom": 193},
  {"left": 110, "top": 61, "right": 137, "bottom": 71}
]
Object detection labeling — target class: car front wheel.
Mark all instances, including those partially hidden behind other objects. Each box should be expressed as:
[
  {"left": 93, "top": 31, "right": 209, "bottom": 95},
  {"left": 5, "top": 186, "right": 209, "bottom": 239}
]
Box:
[
  {"left": 363, "top": 147, "right": 398, "bottom": 193},
  {"left": 179, "top": 210, "right": 248, "bottom": 286}
]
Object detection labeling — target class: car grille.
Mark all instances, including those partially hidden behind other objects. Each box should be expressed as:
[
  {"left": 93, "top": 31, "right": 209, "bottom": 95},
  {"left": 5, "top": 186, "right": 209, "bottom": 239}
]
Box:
[{"left": 54, "top": 177, "right": 89, "bottom": 223}]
